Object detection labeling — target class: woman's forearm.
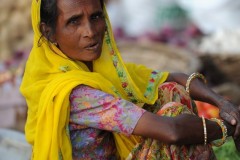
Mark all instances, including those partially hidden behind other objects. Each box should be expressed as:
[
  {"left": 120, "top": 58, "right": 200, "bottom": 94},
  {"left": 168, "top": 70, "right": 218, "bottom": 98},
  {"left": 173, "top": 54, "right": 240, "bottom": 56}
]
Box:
[
  {"left": 166, "top": 72, "right": 224, "bottom": 106},
  {"left": 133, "top": 112, "right": 224, "bottom": 145}
]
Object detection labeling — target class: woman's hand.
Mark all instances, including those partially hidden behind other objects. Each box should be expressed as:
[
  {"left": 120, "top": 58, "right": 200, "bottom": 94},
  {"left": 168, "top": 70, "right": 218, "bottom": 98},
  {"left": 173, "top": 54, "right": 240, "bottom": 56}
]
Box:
[
  {"left": 218, "top": 100, "right": 240, "bottom": 151},
  {"left": 224, "top": 119, "right": 240, "bottom": 151},
  {"left": 166, "top": 72, "right": 240, "bottom": 149},
  {"left": 166, "top": 73, "right": 240, "bottom": 134},
  {"left": 218, "top": 100, "right": 240, "bottom": 138},
  {"left": 193, "top": 145, "right": 214, "bottom": 160}
]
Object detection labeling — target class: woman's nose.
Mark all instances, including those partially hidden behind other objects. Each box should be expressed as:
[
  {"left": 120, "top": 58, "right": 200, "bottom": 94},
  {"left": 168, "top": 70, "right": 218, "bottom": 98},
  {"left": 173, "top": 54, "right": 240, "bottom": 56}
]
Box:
[{"left": 82, "top": 22, "right": 95, "bottom": 38}]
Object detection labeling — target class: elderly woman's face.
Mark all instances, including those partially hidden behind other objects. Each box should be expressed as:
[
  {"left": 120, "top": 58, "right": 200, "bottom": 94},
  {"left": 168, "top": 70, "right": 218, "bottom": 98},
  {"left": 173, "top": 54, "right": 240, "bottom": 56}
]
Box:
[{"left": 53, "top": 0, "right": 105, "bottom": 62}]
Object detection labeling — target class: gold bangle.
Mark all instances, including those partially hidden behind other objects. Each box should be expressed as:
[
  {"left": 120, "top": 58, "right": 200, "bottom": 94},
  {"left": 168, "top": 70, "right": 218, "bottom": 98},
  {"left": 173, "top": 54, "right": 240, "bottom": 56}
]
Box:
[
  {"left": 186, "top": 72, "right": 207, "bottom": 95},
  {"left": 202, "top": 116, "right": 207, "bottom": 145},
  {"left": 210, "top": 118, "right": 228, "bottom": 147}
]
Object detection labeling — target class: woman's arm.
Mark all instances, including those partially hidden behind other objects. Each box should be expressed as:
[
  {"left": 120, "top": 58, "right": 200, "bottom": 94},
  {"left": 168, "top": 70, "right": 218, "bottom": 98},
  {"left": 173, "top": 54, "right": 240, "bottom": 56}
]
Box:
[
  {"left": 166, "top": 72, "right": 240, "bottom": 139},
  {"left": 133, "top": 112, "right": 235, "bottom": 145},
  {"left": 166, "top": 73, "right": 221, "bottom": 105},
  {"left": 71, "top": 85, "right": 235, "bottom": 146}
]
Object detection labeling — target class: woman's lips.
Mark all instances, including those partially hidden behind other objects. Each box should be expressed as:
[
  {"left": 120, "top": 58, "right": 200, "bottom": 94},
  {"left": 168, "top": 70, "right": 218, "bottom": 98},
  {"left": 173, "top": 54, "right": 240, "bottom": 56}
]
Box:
[{"left": 85, "top": 42, "right": 99, "bottom": 51}]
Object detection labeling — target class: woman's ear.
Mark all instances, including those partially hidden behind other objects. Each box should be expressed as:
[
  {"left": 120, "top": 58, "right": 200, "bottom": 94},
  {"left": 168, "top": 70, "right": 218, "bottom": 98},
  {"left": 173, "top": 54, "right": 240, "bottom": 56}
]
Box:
[{"left": 40, "top": 22, "right": 56, "bottom": 43}]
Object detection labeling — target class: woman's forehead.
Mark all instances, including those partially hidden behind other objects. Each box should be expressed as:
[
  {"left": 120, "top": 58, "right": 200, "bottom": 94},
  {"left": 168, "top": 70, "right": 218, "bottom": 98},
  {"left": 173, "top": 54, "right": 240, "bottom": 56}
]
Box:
[{"left": 57, "top": 0, "right": 101, "bottom": 12}]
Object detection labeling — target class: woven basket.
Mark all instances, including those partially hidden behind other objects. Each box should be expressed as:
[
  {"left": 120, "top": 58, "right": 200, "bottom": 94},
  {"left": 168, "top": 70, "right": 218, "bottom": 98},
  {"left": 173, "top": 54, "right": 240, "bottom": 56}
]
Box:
[
  {"left": 199, "top": 54, "right": 240, "bottom": 86},
  {"left": 117, "top": 41, "right": 200, "bottom": 74}
]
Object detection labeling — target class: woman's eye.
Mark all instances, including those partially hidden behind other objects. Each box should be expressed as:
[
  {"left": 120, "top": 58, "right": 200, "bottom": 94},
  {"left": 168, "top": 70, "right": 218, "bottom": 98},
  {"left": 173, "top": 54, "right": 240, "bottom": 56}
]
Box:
[
  {"left": 92, "top": 13, "right": 104, "bottom": 21},
  {"left": 92, "top": 15, "right": 99, "bottom": 21},
  {"left": 67, "top": 17, "right": 80, "bottom": 25},
  {"left": 93, "top": 15, "right": 100, "bottom": 20},
  {"left": 70, "top": 20, "right": 76, "bottom": 24},
  {"left": 70, "top": 19, "right": 78, "bottom": 24}
]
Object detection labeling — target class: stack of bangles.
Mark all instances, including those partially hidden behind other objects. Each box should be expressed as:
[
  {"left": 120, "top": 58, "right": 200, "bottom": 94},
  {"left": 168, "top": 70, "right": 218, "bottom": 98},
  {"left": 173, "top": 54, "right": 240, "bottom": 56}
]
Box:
[
  {"left": 201, "top": 116, "right": 228, "bottom": 146},
  {"left": 187, "top": 73, "right": 228, "bottom": 146}
]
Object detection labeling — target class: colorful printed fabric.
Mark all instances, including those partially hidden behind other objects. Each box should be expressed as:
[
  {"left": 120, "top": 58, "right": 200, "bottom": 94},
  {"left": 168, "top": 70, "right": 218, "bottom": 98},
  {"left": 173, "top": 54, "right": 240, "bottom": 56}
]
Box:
[
  {"left": 69, "top": 82, "right": 216, "bottom": 159},
  {"left": 128, "top": 82, "right": 216, "bottom": 160},
  {"left": 69, "top": 85, "right": 145, "bottom": 159}
]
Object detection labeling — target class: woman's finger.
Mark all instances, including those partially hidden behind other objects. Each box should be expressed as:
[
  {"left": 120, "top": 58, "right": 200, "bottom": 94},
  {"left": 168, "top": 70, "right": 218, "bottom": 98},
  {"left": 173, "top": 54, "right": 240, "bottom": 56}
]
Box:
[
  {"left": 193, "top": 145, "right": 209, "bottom": 160},
  {"left": 195, "top": 150, "right": 210, "bottom": 160},
  {"left": 220, "top": 112, "right": 236, "bottom": 125},
  {"left": 231, "top": 109, "right": 240, "bottom": 137},
  {"left": 218, "top": 100, "right": 239, "bottom": 124},
  {"left": 232, "top": 105, "right": 240, "bottom": 120},
  {"left": 234, "top": 124, "right": 240, "bottom": 138}
]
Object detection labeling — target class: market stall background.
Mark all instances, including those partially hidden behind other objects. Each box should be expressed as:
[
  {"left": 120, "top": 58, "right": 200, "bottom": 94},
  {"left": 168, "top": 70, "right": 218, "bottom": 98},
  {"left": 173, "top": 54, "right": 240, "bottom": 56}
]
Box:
[{"left": 1, "top": 0, "right": 240, "bottom": 159}]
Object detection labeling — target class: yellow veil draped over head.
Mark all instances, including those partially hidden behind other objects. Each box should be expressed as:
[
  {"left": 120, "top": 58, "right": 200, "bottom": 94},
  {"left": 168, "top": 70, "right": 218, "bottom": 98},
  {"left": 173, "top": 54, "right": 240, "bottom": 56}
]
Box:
[{"left": 20, "top": 0, "right": 168, "bottom": 159}]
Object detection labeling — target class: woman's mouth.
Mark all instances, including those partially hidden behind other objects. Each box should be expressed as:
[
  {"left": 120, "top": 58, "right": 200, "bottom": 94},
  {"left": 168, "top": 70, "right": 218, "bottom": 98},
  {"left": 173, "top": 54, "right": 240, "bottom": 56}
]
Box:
[{"left": 85, "top": 42, "right": 99, "bottom": 51}]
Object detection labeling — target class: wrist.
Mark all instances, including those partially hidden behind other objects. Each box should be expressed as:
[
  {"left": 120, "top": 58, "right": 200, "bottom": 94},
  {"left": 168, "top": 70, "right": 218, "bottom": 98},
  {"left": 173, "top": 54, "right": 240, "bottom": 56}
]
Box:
[
  {"left": 206, "top": 92, "right": 225, "bottom": 107},
  {"left": 210, "top": 118, "right": 228, "bottom": 147},
  {"left": 215, "top": 98, "right": 235, "bottom": 112},
  {"left": 207, "top": 119, "right": 222, "bottom": 141},
  {"left": 223, "top": 121, "right": 235, "bottom": 137}
]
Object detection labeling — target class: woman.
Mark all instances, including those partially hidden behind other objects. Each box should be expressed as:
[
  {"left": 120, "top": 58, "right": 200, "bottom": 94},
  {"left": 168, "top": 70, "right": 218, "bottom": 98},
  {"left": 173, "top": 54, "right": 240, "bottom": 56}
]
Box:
[{"left": 20, "top": 0, "right": 240, "bottom": 159}]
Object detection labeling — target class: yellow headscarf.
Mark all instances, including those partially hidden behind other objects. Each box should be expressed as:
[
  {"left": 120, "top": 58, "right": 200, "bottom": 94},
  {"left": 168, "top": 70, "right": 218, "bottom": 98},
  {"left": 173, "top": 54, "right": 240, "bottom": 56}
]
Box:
[{"left": 20, "top": 0, "right": 168, "bottom": 159}]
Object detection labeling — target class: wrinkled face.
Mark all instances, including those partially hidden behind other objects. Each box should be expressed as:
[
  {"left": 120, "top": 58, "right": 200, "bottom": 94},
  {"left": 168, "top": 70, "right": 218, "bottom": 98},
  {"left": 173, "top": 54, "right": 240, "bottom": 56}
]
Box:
[{"left": 53, "top": 0, "right": 106, "bottom": 62}]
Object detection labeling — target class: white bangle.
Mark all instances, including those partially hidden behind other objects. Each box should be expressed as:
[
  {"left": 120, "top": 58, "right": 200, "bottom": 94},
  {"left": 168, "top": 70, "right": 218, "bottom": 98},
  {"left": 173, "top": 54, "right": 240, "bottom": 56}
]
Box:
[{"left": 202, "top": 116, "right": 207, "bottom": 145}]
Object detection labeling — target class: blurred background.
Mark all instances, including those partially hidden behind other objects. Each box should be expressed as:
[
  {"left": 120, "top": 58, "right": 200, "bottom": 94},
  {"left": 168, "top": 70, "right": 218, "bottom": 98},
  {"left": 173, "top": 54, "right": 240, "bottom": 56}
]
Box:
[{"left": 1, "top": 0, "right": 240, "bottom": 159}]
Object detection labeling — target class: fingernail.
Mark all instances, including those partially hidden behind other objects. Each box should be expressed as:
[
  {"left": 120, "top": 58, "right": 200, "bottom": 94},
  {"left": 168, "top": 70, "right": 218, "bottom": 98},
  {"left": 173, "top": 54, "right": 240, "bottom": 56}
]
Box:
[{"left": 231, "top": 119, "right": 236, "bottom": 125}]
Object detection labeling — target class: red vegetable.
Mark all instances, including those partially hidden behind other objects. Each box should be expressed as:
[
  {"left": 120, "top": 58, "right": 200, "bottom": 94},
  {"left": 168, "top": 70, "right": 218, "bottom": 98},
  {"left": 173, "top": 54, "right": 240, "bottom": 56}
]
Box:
[{"left": 195, "top": 101, "right": 220, "bottom": 119}]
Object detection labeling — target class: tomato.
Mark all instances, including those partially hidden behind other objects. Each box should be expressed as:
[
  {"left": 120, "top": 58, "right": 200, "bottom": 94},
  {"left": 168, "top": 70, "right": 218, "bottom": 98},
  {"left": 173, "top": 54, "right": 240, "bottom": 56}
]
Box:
[{"left": 195, "top": 101, "right": 220, "bottom": 119}]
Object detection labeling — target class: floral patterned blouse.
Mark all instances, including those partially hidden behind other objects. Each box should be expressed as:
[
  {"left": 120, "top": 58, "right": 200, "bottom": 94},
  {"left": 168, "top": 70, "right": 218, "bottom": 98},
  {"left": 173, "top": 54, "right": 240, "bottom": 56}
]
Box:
[{"left": 69, "top": 85, "right": 146, "bottom": 159}]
